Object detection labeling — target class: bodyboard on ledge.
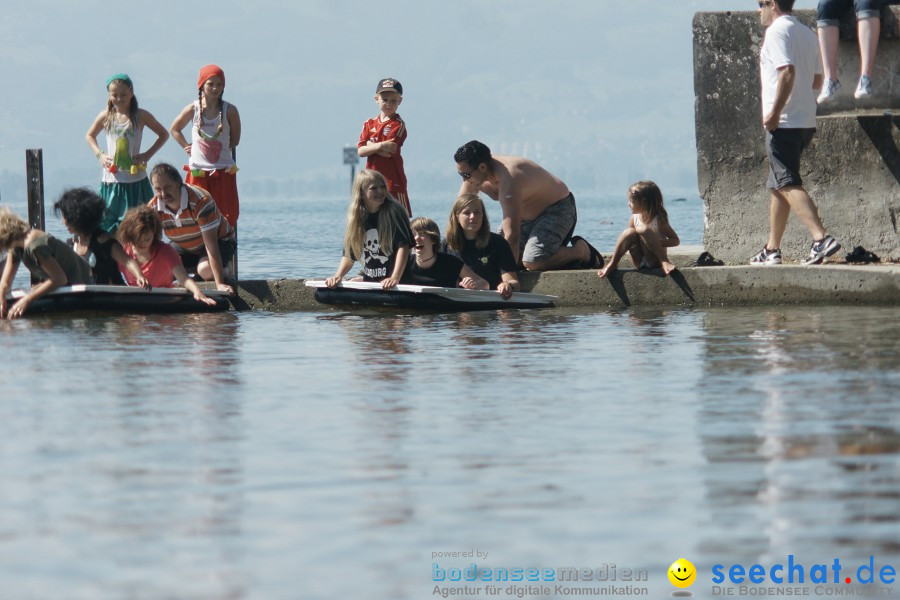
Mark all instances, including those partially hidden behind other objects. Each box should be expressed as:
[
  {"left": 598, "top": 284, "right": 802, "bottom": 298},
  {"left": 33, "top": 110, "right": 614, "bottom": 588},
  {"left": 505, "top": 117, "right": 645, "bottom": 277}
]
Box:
[
  {"left": 5, "top": 285, "right": 230, "bottom": 315},
  {"left": 305, "top": 280, "right": 556, "bottom": 311}
]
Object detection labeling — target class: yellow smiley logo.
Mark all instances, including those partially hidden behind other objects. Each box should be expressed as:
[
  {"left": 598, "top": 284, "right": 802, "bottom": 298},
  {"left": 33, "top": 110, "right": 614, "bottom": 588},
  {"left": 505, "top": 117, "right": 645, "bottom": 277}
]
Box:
[{"left": 668, "top": 558, "right": 697, "bottom": 588}]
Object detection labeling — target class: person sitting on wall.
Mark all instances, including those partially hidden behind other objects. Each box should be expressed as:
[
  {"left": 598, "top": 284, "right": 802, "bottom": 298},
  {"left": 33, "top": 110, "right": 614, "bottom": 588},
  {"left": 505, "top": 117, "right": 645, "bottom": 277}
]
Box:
[{"left": 816, "top": 0, "right": 899, "bottom": 103}]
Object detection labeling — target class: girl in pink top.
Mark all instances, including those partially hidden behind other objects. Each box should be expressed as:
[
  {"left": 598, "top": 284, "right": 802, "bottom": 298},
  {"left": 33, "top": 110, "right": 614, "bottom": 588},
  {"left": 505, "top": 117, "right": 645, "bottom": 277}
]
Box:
[{"left": 117, "top": 206, "right": 217, "bottom": 305}]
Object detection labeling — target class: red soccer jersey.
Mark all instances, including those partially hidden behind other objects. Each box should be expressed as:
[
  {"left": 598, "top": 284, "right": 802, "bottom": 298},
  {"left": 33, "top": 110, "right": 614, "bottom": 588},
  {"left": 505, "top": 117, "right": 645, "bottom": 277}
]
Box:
[{"left": 358, "top": 114, "right": 410, "bottom": 215}]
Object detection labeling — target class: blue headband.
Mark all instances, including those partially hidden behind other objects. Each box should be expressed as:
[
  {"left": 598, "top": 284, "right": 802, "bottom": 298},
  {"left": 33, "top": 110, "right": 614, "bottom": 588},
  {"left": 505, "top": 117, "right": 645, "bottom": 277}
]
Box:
[{"left": 106, "top": 73, "right": 133, "bottom": 88}]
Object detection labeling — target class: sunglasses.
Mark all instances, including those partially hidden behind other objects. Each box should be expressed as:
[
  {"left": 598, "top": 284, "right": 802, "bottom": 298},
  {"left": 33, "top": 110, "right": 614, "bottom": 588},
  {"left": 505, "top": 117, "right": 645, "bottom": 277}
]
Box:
[
  {"left": 458, "top": 167, "right": 477, "bottom": 181},
  {"left": 758, "top": 0, "right": 772, "bottom": 6}
]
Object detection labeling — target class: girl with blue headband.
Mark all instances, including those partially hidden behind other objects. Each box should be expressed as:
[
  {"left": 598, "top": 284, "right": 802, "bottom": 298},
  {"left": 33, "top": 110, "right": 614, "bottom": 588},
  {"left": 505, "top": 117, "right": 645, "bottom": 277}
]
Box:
[{"left": 85, "top": 74, "right": 169, "bottom": 233}]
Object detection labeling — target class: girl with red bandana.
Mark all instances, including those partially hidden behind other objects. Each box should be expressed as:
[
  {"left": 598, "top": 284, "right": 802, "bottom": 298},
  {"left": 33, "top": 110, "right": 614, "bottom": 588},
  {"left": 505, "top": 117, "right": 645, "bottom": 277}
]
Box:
[{"left": 170, "top": 64, "right": 242, "bottom": 228}]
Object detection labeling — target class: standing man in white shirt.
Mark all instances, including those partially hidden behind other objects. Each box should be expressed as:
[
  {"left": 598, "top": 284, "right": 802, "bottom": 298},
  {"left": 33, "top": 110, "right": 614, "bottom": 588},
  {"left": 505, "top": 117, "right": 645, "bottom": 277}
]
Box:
[{"left": 751, "top": 0, "right": 842, "bottom": 266}]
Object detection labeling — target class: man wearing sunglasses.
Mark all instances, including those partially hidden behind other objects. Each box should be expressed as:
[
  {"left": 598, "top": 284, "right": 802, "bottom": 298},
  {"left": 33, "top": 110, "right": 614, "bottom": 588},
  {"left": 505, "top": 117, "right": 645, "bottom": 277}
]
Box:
[
  {"left": 751, "top": 0, "right": 842, "bottom": 266},
  {"left": 454, "top": 140, "right": 603, "bottom": 272}
]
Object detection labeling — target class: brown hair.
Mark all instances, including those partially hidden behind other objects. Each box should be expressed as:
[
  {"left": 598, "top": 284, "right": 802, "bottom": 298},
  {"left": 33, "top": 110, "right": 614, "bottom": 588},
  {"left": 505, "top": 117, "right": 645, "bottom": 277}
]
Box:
[
  {"left": 104, "top": 78, "right": 140, "bottom": 132},
  {"left": 149, "top": 162, "right": 184, "bottom": 186},
  {"left": 410, "top": 217, "right": 441, "bottom": 248},
  {"left": 446, "top": 193, "right": 490, "bottom": 252},
  {"left": 118, "top": 206, "right": 162, "bottom": 248},
  {"left": 628, "top": 180, "right": 668, "bottom": 222}
]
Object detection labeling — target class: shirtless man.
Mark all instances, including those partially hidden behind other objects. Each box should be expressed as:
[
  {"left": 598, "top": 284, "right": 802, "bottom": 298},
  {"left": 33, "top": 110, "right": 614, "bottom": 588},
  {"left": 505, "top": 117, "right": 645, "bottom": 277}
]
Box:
[{"left": 454, "top": 140, "right": 603, "bottom": 271}]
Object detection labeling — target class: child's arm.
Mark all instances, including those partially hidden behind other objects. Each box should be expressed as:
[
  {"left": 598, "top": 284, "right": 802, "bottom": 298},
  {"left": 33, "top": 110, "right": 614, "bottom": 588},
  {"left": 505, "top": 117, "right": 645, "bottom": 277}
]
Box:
[
  {"left": 325, "top": 256, "right": 355, "bottom": 287},
  {"left": 0, "top": 253, "right": 21, "bottom": 319},
  {"left": 5, "top": 254, "right": 67, "bottom": 319},
  {"left": 365, "top": 119, "right": 404, "bottom": 157},
  {"left": 498, "top": 272, "right": 520, "bottom": 299},
  {"left": 85, "top": 110, "right": 114, "bottom": 169},
  {"left": 133, "top": 110, "right": 170, "bottom": 165},
  {"left": 659, "top": 218, "right": 680, "bottom": 248},
  {"left": 359, "top": 140, "right": 397, "bottom": 158},
  {"left": 227, "top": 104, "right": 241, "bottom": 149},
  {"left": 170, "top": 103, "right": 195, "bottom": 156},
  {"left": 109, "top": 241, "right": 151, "bottom": 290},
  {"left": 382, "top": 245, "right": 409, "bottom": 290},
  {"left": 458, "top": 265, "right": 489, "bottom": 291},
  {"left": 172, "top": 263, "right": 217, "bottom": 306},
  {"left": 357, "top": 121, "right": 397, "bottom": 158}
]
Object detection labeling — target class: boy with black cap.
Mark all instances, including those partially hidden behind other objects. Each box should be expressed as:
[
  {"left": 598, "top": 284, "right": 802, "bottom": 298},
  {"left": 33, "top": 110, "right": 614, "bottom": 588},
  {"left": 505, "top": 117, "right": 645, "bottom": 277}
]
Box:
[{"left": 357, "top": 78, "right": 411, "bottom": 215}]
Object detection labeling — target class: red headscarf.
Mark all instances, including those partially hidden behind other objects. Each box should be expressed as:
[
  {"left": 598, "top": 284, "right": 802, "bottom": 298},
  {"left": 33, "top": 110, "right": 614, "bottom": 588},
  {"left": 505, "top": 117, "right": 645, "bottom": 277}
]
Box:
[{"left": 197, "top": 64, "right": 225, "bottom": 89}]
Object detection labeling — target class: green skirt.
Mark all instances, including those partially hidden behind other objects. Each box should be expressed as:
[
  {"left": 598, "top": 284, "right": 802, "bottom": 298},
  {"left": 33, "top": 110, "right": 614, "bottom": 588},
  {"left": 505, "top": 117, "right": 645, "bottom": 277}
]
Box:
[{"left": 98, "top": 178, "right": 154, "bottom": 233}]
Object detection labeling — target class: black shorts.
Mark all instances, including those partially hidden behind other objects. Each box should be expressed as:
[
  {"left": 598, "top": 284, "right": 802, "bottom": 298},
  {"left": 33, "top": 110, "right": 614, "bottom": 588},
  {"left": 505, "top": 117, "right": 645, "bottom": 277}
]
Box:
[
  {"left": 766, "top": 128, "right": 815, "bottom": 190},
  {"left": 176, "top": 238, "right": 236, "bottom": 274}
]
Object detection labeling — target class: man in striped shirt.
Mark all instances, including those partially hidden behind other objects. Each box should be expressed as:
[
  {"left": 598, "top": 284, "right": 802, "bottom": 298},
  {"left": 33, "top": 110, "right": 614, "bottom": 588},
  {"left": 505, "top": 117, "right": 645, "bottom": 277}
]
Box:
[{"left": 148, "top": 163, "right": 235, "bottom": 293}]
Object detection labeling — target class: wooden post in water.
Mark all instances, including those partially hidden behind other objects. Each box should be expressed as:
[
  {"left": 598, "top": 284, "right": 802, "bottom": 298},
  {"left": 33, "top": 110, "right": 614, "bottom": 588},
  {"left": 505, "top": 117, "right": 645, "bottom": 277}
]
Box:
[{"left": 25, "top": 149, "right": 45, "bottom": 285}]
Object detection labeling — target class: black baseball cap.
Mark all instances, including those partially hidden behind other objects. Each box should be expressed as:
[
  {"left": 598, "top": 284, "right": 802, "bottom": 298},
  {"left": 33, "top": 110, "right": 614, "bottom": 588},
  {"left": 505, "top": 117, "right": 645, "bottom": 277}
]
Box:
[{"left": 375, "top": 78, "right": 403, "bottom": 95}]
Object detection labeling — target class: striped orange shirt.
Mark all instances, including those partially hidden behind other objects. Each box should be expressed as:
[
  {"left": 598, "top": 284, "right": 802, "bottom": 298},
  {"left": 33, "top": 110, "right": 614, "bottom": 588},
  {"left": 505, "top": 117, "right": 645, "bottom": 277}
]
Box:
[{"left": 150, "top": 184, "right": 233, "bottom": 254}]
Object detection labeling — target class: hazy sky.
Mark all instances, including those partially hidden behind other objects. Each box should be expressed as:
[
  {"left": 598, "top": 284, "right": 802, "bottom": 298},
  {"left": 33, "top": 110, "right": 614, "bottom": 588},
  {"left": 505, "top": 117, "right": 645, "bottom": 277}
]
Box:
[{"left": 0, "top": 0, "right": 818, "bottom": 202}]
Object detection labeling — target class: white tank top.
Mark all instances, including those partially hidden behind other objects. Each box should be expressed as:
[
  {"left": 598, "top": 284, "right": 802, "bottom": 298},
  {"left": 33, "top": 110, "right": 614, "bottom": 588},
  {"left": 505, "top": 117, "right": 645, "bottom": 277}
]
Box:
[
  {"left": 633, "top": 213, "right": 660, "bottom": 233},
  {"left": 189, "top": 100, "right": 235, "bottom": 170},
  {"left": 102, "top": 116, "right": 146, "bottom": 184}
]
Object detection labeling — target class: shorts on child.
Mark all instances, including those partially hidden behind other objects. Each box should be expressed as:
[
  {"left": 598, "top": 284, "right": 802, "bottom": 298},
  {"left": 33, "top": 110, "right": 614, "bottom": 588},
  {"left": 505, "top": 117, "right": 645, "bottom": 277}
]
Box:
[
  {"left": 98, "top": 178, "right": 154, "bottom": 233},
  {"left": 175, "top": 238, "right": 237, "bottom": 275},
  {"left": 766, "top": 128, "right": 815, "bottom": 190},
  {"left": 817, "top": 0, "right": 884, "bottom": 27},
  {"left": 502, "top": 193, "right": 577, "bottom": 265}
]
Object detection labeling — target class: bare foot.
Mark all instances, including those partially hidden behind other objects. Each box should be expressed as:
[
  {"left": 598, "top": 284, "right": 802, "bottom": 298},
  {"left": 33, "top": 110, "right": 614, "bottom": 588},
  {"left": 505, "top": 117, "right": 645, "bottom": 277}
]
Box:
[
  {"left": 598, "top": 264, "right": 616, "bottom": 279},
  {"left": 661, "top": 261, "right": 677, "bottom": 276}
]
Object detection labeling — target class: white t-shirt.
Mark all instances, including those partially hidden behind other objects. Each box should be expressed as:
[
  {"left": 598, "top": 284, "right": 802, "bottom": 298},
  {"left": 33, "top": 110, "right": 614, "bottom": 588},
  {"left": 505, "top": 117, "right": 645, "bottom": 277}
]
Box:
[{"left": 760, "top": 15, "right": 821, "bottom": 129}]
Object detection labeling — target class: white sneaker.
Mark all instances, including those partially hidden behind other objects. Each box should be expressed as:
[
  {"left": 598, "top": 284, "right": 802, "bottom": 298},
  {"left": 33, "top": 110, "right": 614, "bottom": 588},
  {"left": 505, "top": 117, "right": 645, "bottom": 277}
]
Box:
[
  {"left": 817, "top": 78, "right": 841, "bottom": 104},
  {"left": 854, "top": 75, "right": 872, "bottom": 99},
  {"left": 801, "top": 235, "right": 842, "bottom": 265},
  {"left": 750, "top": 247, "right": 782, "bottom": 266}
]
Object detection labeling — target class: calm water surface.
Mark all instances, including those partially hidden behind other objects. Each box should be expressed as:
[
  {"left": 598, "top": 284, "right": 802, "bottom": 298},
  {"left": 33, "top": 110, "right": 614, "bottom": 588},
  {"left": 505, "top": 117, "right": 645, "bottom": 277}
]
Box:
[{"left": 1, "top": 305, "right": 899, "bottom": 599}]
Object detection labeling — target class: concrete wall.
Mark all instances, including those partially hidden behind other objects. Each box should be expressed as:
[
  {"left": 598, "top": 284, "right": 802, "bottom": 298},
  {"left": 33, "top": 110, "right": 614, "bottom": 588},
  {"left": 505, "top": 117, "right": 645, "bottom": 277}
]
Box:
[
  {"left": 228, "top": 266, "right": 900, "bottom": 312},
  {"left": 693, "top": 8, "right": 900, "bottom": 264}
]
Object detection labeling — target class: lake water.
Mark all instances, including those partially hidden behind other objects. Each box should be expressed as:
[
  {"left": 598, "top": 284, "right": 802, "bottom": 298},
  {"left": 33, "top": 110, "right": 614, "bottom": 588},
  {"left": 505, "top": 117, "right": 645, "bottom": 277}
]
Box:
[{"left": 1, "top": 193, "right": 899, "bottom": 599}]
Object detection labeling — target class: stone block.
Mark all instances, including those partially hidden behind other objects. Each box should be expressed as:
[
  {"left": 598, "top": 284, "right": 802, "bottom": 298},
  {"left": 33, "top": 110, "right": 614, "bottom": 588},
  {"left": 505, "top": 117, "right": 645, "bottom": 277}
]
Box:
[{"left": 694, "top": 9, "right": 900, "bottom": 263}]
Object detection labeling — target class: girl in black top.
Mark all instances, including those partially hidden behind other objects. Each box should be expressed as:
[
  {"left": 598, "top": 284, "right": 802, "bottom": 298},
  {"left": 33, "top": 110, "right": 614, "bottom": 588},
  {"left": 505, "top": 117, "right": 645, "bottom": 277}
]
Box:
[
  {"left": 53, "top": 188, "right": 147, "bottom": 287},
  {"left": 445, "top": 193, "right": 520, "bottom": 299}
]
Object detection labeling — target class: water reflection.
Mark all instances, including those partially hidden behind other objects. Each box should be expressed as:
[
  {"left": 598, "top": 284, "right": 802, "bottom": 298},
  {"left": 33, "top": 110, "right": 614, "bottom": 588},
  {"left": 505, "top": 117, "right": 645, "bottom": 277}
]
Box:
[
  {"left": 2, "top": 305, "right": 899, "bottom": 599},
  {"left": 0, "top": 312, "right": 249, "bottom": 599},
  {"left": 696, "top": 307, "right": 900, "bottom": 561}
]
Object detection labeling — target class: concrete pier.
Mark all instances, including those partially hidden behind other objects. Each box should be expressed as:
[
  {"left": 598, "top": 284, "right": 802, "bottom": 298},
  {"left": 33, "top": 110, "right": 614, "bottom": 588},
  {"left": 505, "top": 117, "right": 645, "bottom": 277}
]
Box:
[{"left": 228, "top": 263, "right": 900, "bottom": 312}]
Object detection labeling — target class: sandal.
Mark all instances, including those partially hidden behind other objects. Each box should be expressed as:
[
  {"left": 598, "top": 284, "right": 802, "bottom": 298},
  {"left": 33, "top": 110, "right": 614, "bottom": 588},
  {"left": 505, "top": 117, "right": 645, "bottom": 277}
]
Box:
[
  {"left": 572, "top": 236, "right": 605, "bottom": 269},
  {"left": 691, "top": 251, "right": 724, "bottom": 267},
  {"left": 845, "top": 246, "right": 880, "bottom": 264}
]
